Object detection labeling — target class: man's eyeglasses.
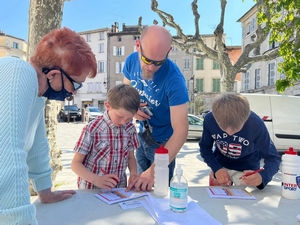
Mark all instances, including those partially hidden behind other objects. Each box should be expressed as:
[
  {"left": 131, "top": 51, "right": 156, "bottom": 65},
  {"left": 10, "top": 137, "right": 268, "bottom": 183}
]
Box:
[
  {"left": 140, "top": 44, "right": 168, "bottom": 66},
  {"left": 42, "top": 67, "right": 83, "bottom": 91}
]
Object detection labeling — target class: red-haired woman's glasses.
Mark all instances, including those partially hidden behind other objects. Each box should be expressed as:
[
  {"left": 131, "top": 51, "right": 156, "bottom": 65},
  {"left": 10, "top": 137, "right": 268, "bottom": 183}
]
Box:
[{"left": 42, "top": 67, "right": 83, "bottom": 91}]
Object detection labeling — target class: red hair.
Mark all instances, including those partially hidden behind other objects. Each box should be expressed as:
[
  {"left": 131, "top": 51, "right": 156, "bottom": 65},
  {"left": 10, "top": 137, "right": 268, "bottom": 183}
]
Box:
[{"left": 30, "top": 27, "right": 97, "bottom": 78}]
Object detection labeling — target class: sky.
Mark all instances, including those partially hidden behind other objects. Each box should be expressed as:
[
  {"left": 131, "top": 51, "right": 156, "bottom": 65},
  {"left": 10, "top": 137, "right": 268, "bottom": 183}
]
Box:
[{"left": 0, "top": 0, "right": 255, "bottom": 46}]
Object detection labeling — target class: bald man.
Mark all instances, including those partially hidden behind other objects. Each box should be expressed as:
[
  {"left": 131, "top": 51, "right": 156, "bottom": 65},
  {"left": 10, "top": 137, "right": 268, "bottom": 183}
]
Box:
[{"left": 123, "top": 25, "right": 189, "bottom": 192}]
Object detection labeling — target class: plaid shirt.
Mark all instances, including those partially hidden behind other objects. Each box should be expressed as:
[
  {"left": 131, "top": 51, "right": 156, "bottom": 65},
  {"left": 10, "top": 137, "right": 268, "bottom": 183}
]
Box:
[{"left": 74, "top": 111, "right": 139, "bottom": 189}]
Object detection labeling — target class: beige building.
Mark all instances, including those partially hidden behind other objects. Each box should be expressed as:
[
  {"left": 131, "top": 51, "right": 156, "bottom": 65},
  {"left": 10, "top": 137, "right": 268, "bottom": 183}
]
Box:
[
  {"left": 0, "top": 31, "right": 27, "bottom": 60},
  {"left": 238, "top": 4, "right": 300, "bottom": 95},
  {"left": 73, "top": 27, "right": 111, "bottom": 111}
]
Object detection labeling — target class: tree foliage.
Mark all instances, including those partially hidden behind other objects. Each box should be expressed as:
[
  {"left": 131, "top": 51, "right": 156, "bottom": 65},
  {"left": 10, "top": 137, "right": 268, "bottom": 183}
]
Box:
[
  {"left": 144, "top": 0, "right": 281, "bottom": 92},
  {"left": 257, "top": 0, "right": 300, "bottom": 92}
]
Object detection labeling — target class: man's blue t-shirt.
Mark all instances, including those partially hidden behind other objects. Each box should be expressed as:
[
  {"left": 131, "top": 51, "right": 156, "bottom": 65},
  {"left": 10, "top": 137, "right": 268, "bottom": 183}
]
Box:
[{"left": 123, "top": 52, "right": 189, "bottom": 142}]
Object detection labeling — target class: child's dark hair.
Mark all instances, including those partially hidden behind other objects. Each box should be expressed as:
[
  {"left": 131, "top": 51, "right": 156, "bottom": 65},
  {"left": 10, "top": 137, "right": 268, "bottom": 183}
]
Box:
[{"left": 107, "top": 84, "right": 140, "bottom": 114}]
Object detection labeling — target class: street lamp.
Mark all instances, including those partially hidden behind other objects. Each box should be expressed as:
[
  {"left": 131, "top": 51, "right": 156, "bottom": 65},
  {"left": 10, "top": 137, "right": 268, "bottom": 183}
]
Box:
[
  {"left": 193, "top": 89, "right": 198, "bottom": 115},
  {"left": 190, "top": 75, "right": 195, "bottom": 114}
]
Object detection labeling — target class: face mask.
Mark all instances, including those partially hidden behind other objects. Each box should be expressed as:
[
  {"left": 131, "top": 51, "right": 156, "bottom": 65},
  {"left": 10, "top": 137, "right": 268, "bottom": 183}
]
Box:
[{"left": 42, "top": 69, "right": 73, "bottom": 101}]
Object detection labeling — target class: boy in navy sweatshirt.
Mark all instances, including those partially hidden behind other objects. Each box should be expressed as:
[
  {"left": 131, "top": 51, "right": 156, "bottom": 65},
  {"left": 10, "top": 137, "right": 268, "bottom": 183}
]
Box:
[{"left": 199, "top": 93, "right": 281, "bottom": 189}]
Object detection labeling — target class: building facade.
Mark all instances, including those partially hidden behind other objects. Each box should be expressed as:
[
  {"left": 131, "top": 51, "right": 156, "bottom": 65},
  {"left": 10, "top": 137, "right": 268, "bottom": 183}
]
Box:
[
  {"left": 0, "top": 31, "right": 27, "bottom": 60},
  {"left": 238, "top": 5, "right": 300, "bottom": 95},
  {"left": 73, "top": 28, "right": 111, "bottom": 111}
]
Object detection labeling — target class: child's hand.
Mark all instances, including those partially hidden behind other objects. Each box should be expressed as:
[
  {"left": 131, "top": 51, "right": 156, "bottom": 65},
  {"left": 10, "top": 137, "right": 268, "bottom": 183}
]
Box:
[
  {"left": 94, "top": 174, "right": 119, "bottom": 190},
  {"left": 240, "top": 170, "right": 263, "bottom": 187},
  {"left": 215, "top": 168, "right": 232, "bottom": 186}
]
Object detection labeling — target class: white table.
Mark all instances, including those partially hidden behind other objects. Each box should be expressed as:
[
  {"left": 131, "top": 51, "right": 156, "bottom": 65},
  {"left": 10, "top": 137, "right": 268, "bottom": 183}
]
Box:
[{"left": 34, "top": 185, "right": 300, "bottom": 225}]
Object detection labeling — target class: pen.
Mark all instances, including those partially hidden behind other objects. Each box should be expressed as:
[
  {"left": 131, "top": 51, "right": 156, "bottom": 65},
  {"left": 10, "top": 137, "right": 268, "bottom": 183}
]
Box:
[
  {"left": 239, "top": 168, "right": 264, "bottom": 179},
  {"left": 100, "top": 168, "right": 119, "bottom": 183}
]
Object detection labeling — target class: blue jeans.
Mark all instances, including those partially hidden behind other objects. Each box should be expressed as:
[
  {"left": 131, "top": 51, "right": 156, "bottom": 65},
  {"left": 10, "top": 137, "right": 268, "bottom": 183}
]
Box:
[{"left": 136, "top": 133, "right": 175, "bottom": 183}]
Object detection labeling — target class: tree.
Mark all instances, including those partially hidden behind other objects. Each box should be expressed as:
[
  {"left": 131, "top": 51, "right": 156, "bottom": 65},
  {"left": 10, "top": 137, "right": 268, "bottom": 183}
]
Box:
[
  {"left": 146, "top": 0, "right": 280, "bottom": 92},
  {"left": 27, "top": 0, "right": 65, "bottom": 195},
  {"left": 256, "top": 0, "right": 300, "bottom": 92}
]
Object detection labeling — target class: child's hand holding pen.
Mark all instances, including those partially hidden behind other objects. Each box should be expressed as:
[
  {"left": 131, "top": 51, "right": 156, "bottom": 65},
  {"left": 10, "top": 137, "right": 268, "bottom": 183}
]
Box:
[
  {"left": 99, "top": 168, "right": 119, "bottom": 190},
  {"left": 239, "top": 168, "right": 264, "bottom": 186}
]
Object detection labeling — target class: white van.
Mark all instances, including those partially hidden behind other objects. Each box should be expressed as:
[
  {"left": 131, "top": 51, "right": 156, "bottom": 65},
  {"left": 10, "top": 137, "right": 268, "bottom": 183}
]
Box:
[{"left": 242, "top": 94, "right": 300, "bottom": 151}]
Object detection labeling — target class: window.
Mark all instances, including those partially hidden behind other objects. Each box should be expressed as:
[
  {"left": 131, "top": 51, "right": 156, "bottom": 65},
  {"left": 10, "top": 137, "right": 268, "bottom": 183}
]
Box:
[
  {"left": 117, "top": 47, "right": 122, "bottom": 56},
  {"left": 213, "top": 60, "right": 219, "bottom": 70},
  {"left": 255, "top": 69, "right": 260, "bottom": 89},
  {"left": 268, "top": 63, "right": 275, "bottom": 85},
  {"left": 99, "top": 43, "right": 104, "bottom": 53},
  {"left": 196, "top": 58, "right": 204, "bottom": 70},
  {"left": 12, "top": 42, "right": 19, "bottom": 49},
  {"left": 171, "top": 59, "right": 177, "bottom": 64},
  {"left": 244, "top": 72, "right": 249, "bottom": 90},
  {"left": 87, "top": 82, "right": 101, "bottom": 93},
  {"left": 115, "top": 62, "right": 124, "bottom": 74},
  {"left": 184, "top": 58, "right": 190, "bottom": 70},
  {"left": 118, "top": 36, "right": 122, "bottom": 42},
  {"left": 134, "top": 36, "right": 140, "bottom": 40},
  {"left": 212, "top": 79, "right": 220, "bottom": 92},
  {"left": 113, "top": 46, "right": 125, "bottom": 56},
  {"left": 98, "top": 61, "right": 105, "bottom": 73},
  {"left": 86, "top": 34, "right": 91, "bottom": 42},
  {"left": 196, "top": 79, "right": 203, "bottom": 92},
  {"left": 99, "top": 32, "right": 104, "bottom": 40}
]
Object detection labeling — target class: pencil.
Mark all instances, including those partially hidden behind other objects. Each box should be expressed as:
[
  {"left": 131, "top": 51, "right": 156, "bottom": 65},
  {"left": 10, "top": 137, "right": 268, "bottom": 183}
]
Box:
[{"left": 239, "top": 168, "right": 264, "bottom": 179}]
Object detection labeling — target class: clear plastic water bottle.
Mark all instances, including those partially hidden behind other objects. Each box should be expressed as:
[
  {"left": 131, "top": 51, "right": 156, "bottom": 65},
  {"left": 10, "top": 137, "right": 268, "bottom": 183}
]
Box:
[
  {"left": 281, "top": 147, "right": 300, "bottom": 199},
  {"left": 170, "top": 164, "right": 188, "bottom": 212},
  {"left": 154, "top": 146, "right": 169, "bottom": 197}
]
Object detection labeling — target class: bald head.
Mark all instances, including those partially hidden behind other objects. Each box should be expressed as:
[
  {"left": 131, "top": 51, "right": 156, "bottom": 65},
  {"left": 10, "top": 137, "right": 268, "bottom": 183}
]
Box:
[{"left": 140, "top": 25, "right": 172, "bottom": 52}]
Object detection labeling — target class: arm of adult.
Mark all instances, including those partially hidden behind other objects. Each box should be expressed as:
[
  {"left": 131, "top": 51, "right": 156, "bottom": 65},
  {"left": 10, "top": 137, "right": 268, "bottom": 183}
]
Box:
[
  {"left": 127, "top": 104, "right": 189, "bottom": 191},
  {"left": 71, "top": 152, "right": 119, "bottom": 190}
]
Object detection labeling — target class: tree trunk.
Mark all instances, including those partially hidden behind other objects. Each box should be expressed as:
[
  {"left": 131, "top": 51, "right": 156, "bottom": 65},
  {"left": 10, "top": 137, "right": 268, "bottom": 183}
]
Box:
[{"left": 27, "top": 0, "right": 65, "bottom": 196}]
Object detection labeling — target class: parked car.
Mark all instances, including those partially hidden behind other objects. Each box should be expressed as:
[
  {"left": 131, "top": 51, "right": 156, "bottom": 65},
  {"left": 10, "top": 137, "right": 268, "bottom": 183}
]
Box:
[
  {"left": 188, "top": 114, "right": 203, "bottom": 139},
  {"left": 59, "top": 105, "right": 81, "bottom": 122},
  {"left": 85, "top": 107, "right": 103, "bottom": 122}
]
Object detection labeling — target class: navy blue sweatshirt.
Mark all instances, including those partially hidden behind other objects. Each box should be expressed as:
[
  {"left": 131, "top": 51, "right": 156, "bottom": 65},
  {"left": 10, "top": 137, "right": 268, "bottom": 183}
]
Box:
[{"left": 199, "top": 111, "right": 281, "bottom": 189}]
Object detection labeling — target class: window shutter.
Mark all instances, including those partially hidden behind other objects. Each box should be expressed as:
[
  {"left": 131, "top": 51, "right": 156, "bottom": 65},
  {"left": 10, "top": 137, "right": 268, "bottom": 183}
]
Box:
[
  {"left": 113, "top": 46, "right": 116, "bottom": 56},
  {"left": 116, "top": 62, "right": 119, "bottom": 73},
  {"left": 121, "top": 46, "right": 125, "bottom": 56}
]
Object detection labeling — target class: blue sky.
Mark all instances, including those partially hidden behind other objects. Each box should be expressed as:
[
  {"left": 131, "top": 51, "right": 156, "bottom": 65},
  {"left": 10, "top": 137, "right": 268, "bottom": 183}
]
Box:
[{"left": 0, "top": 0, "right": 255, "bottom": 45}]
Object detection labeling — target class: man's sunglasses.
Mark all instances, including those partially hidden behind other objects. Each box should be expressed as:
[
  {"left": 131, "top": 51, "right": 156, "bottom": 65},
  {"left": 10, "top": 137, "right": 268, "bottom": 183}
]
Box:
[
  {"left": 140, "top": 44, "right": 168, "bottom": 66},
  {"left": 42, "top": 67, "right": 83, "bottom": 91}
]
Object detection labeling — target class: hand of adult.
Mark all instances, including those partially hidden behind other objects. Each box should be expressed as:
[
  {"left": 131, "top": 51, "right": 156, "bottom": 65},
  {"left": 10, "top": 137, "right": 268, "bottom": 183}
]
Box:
[
  {"left": 134, "top": 103, "right": 151, "bottom": 121},
  {"left": 126, "top": 169, "right": 154, "bottom": 192},
  {"left": 240, "top": 170, "right": 263, "bottom": 187},
  {"left": 38, "top": 188, "right": 76, "bottom": 203},
  {"left": 215, "top": 168, "right": 232, "bottom": 186}
]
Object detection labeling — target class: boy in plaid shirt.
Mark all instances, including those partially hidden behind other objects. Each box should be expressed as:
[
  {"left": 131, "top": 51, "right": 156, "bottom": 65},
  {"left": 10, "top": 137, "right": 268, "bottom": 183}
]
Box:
[{"left": 71, "top": 84, "right": 140, "bottom": 190}]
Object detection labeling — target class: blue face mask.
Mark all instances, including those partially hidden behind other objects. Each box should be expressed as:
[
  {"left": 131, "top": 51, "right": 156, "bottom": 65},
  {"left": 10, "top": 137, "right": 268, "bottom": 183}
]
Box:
[{"left": 42, "top": 68, "right": 73, "bottom": 101}]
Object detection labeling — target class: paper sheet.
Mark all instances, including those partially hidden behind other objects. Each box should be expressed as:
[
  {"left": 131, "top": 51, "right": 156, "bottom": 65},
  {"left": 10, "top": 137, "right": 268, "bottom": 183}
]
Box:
[
  {"left": 142, "top": 194, "right": 222, "bottom": 225},
  {"left": 206, "top": 187, "right": 256, "bottom": 200},
  {"left": 94, "top": 188, "right": 148, "bottom": 205}
]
